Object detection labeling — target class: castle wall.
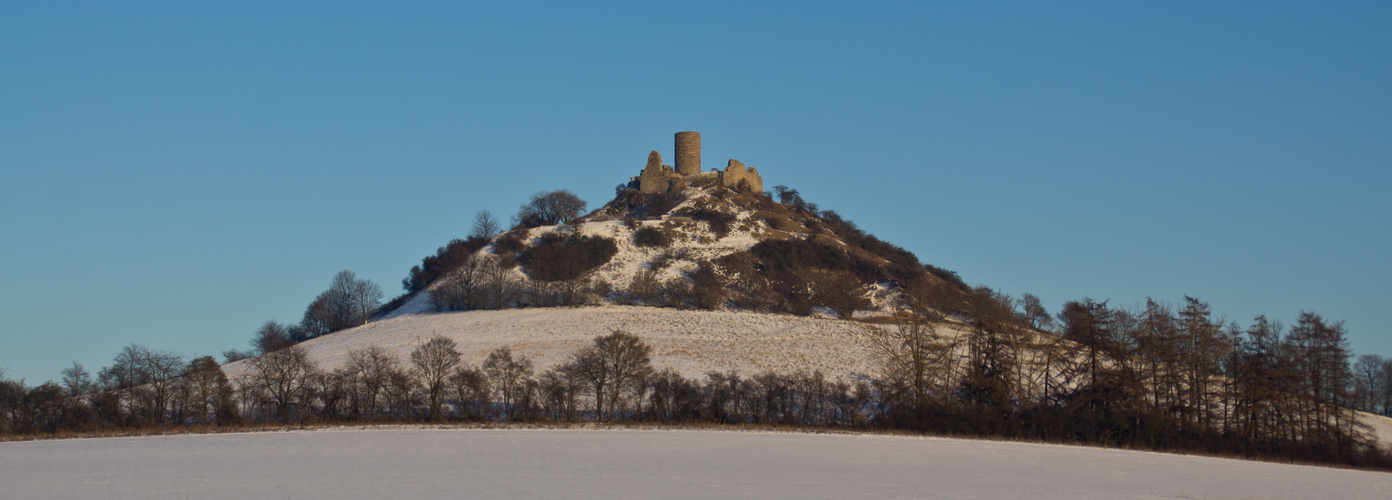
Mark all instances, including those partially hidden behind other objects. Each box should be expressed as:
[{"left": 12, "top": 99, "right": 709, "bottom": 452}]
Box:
[
  {"left": 639, "top": 150, "right": 672, "bottom": 193},
  {"left": 718, "top": 159, "right": 764, "bottom": 193}
]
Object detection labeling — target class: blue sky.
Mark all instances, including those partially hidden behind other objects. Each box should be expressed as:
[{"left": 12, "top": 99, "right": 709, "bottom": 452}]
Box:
[{"left": 1, "top": 1, "right": 1388, "bottom": 383}]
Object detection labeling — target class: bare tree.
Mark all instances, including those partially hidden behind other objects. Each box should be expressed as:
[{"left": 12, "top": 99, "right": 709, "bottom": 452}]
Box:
[
  {"left": 411, "top": 336, "right": 461, "bottom": 421},
  {"left": 384, "top": 366, "right": 420, "bottom": 421},
  {"left": 515, "top": 189, "right": 587, "bottom": 228},
  {"left": 480, "top": 255, "right": 519, "bottom": 309},
  {"left": 1381, "top": 357, "right": 1392, "bottom": 417},
  {"left": 1018, "top": 293, "right": 1053, "bottom": 331},
  {"left": 183, "top": 356, "right": 230, "bottom": 424},
  {"left": 483, "top": 347, "right": 534, "bottom": 420},
  {"left": 61, "top": 362, "right": 94, "bottom": 397},
  {"left": 429, "top": 254, "right": 487, "bottom": 312},
  {"left": 537, "top": 365, "right": 582, "bottom": 421},
  {"left": 245, "top": 345, "right": 317, "bottom": 422},
  {"left": 253, "top": 320, "right": 294, "bottom": 354},
  {"left": 97, "top": 344, "right": 184, "bottom": 425},
  {"left": 1353, "top": 354, "right": 1384, "bottom": 412},
  {"left": 571, "top": 330, "right": 651, "bottom": 421},
  {"left": 1286, "top": 311, "right": 1353, "bottom": 445},
  {"left": 628, "top": 268, "right": 660, "bottom": 306},
  {"left": 450, "top": 366, "right": 490, "bottom": 420},
  {"left": 347, "top": 345, "right": 397, "bottom": 421},
  {"left": 472, "top": 210, "right": 501, "bottom": 242},
  {"left": 142, "top": 348, "right": 186, "bottom": 425},
  {"left": 871, "top": 309, "right": 947, "bottom": 423},
  {"left": 302, "top": 270, "right": 384, "bottom": 337}
]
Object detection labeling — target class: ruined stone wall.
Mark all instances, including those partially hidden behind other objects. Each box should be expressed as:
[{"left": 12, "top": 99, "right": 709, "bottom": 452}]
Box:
[
  {"left": 674, "top": 131, "right": 701, "bottom": 175},
  {"left": 718, "top": 159, "right": 764, "bottom": 193},
  {"left": 639, "top": 150, "right": 673, "bottom": 193}
]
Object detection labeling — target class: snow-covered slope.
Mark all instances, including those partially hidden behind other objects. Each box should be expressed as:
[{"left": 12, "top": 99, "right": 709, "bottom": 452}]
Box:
[
  {"left": 385, "top": 216, "right": 767, "bottom": 319},
  {"left": 4, "top": 428, "right": 1388, "bottom": 499},
  {"left": 386, "top": 183, "right": 912, "bottom": 320},
  {"left": 227, "top": 306, "right": 892, "bottom": 382}
]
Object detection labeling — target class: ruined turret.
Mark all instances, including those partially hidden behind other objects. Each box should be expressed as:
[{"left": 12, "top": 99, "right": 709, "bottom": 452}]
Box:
[{"left": 674, "top": 131, "right": 701, "bottom": 175}]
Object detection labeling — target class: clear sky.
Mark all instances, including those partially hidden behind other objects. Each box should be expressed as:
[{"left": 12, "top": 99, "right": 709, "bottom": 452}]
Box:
[{"left": 2, "top": 1, "right": 1388, "bottom": 383}]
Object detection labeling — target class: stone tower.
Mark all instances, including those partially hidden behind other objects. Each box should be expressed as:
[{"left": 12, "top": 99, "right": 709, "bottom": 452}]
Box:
[{"left": 674, "top": 131, "right": 701, "bottom": 175}]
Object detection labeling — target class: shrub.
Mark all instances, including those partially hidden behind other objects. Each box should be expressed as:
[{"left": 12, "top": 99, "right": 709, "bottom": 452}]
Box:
[
  {"left": 925, "top": 264, "right": 968, "bottom": 291},
  {"left": 661, "top": 278, "right": 693, "bottom": 308},
  {"left": 591, "top": 279, "right": 613, "bottom": 301},
  {"left": 680, "top": 208, "right": 736, "bottom": 237},
  {"left": 517, "top": 234, "right": 618, "bottom": 282},
  {"left": 608, "top": 189, "right": 685, "bottom": 220},
  {"left": 633, "top": 226, "right": 669, "bottom": 248},
  {"left": 750, "top": 239, "right": 850, "bottom": 272},
  {"left": 690, "top": 261, "right": 726, "bottom": 310},
  {"left": 493, "top": 233, "right": 525, "bottom": 255},
  {"left": 401, "top": 237, "right": 488, "bottom": 292}
]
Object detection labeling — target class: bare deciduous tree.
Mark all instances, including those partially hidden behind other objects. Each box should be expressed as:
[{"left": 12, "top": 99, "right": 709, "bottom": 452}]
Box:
[
  {"left": 347, "top": 345, "right": 397, "bottom": 421},
  {"left": 411, "top": 336, "right": 461, "bottom": 421},
  {"left": 253, "top": 320, "right": 294, "bottom": 354},
  {"left": 571, "top": 330, "right": 651, "bottom": 421},
  {"left": 483, "top": 347, "right": 534, "bottom": 420},
  {"left": 872, "top": 310, "right": 948, "bottom": 422},
  {"left": 627, "top": 268, "right": 660, "bottom": 306},
  {"left": 480, "top": 256, "right": 519, "bottom": 309},
  {"left": 301, "top": 270, "right": 384, "bottom": 337},
  {"left": 515, "top": 189, "right": 587, "bottom": 228},
  {"left": 429, "top": 254, "right": 488, "bottom": 312},
  {"left": 450, "top": 366, "right": 490, "bottom": 420},
  {"left": 245, "top": 345, "right": 317, "bottom": 422},
  {"left": 471, "top": 210, "right": 500, "bottom": 242},
  {"left": 183, "top": 356, "right": 230, "bottom": 424},
  {"left": 60, "top": 362, "right": 94, "bottom": 397}
]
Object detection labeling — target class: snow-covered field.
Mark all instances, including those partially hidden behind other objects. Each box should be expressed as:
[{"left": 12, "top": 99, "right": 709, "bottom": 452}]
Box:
[
  {"left": 2, "top": 428, "right": 1387, "bottom": 499},
  {"left": 225, "top": 306, "right": 892, "bottom": 382}
]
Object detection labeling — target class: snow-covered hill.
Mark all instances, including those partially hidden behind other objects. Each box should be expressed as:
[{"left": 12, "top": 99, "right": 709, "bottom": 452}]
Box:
[{"left": 226, "top": 305, "right": 894, "bottom": 382}]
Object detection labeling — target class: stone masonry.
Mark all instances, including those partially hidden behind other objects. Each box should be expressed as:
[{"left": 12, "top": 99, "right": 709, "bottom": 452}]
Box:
[
  {"left": 674, "top": 131, "right": 702, "bottom": 175},
  {"left": 717, "top": 159, "right": 763, "bottom": 193},
  {"left": 634, "top": 132, "right": 763, "bottom": 194}
]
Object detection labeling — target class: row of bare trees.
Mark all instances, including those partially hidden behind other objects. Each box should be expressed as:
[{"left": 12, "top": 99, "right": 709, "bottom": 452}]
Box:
[
  {"left": 0, "top": 330, "right": 864, "bottom": 436},
  {"left": 3, "top": 295, "right": 1389, "bottom": 468},
  {"left": 0, "top": 346, "right": 238, "bottom": 435},
  {"left": 871, "top": 287, "right": 1385, "bottom": 466}
]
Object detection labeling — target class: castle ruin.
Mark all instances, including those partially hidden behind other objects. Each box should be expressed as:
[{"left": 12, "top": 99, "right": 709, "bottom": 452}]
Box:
[{"left": 632, "top": 131, "right": 763, "bottom": 194}]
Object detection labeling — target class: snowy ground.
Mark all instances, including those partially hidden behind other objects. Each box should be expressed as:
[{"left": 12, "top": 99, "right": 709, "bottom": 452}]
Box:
[
  {"left": 2, "top": 428, "right": 1388, "bottom": 499},
  {"left": 225, "top": 306, "right": 893, "bottom": 382},
  {"left": 1362, "top": 412, "right": 1392, "bottom": 448}
]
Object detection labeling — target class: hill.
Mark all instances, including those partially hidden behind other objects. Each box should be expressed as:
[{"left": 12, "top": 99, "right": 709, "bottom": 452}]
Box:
[
  {"left": 226, "top": 306, "right": 889, "bottom": 383},
  {"left": 387, "top": 173, "right": 964, "bottom": 322}
]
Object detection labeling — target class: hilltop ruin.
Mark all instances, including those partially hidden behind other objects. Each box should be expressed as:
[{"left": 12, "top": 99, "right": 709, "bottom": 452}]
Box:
[{"left": 629, "top": 131, "right": 763, "bottom": 194}]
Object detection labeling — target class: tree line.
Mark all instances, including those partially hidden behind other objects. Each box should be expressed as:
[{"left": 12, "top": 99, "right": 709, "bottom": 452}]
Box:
[{"left": 4, "top": 297, "right": 1391, "bottom": 470}]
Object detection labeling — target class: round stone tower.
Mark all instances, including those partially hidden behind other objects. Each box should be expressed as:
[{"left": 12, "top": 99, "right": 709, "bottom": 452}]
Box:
[{"left": 674, "top": 131, "right": 701, "bottom": 175}]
